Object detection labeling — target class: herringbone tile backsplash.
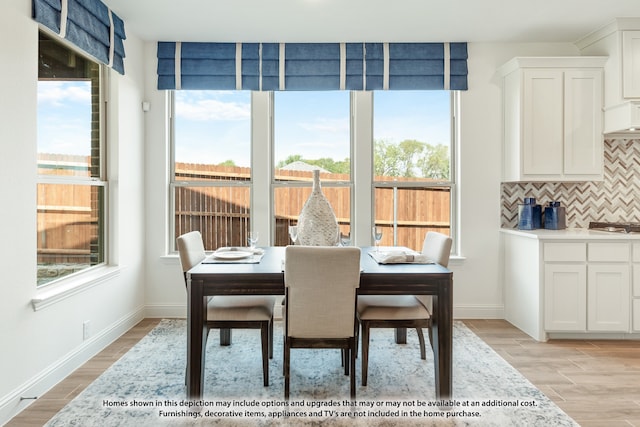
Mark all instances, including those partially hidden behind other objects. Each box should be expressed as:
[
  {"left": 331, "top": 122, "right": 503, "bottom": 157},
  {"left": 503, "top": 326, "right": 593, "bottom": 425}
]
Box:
[{"left": 501, "top": 138, "right": 640, "bottom": 229}]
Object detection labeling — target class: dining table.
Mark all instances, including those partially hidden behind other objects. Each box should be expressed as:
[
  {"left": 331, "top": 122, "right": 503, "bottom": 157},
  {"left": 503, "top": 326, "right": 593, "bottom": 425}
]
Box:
[{"left": 185, "top": 246, "right": 453, "bottom": 400}]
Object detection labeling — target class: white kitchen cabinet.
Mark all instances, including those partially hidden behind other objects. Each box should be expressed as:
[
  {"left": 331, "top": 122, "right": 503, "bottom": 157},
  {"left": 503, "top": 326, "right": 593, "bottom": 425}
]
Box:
[
  {"left": 544, "top": 264, "right": 586, "bottom": 331},
  {"left": 587, "top": 265, "right": 630, "bottom": 331},
  {"left": 500, "top": 57, "right": 606, "bottom": 182},
  {"left": 622, "top": 31, "right": 640, "bottom": 98},
  {"left": 632, "top": 243, "right": 640, "bottom": 331},
  {"left": 501, "top": 229, "right": 640, "bottom": 341},
  {"left": 544, "top": 242, "right": 630, "bottom": 333}
]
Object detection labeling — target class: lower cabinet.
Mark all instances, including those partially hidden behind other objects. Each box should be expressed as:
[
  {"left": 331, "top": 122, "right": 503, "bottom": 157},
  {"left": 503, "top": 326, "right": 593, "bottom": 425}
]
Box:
[
  {"left": 544, "top": 264, "right": 586, "bottom": 331},
  {"left": 587, "top": 264, "right": 630, "bottom": 331},
  {"left": 544, "top": 242, "right": 631, "bottom": 333}
]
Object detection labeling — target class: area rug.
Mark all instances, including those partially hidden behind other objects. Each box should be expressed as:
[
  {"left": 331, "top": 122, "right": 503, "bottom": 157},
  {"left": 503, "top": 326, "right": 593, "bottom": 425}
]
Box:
[{"left": 45, "top": 319, "right": 577, "bottom": 426}]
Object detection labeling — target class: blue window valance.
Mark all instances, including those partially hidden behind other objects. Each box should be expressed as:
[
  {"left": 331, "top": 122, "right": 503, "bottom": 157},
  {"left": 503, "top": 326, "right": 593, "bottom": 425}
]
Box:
[
  {"left": 33, "top": 0, "right": 127, "bottom": 74},
  {"left": 157, "top": 42, "right": 467, "bottom": 91}
]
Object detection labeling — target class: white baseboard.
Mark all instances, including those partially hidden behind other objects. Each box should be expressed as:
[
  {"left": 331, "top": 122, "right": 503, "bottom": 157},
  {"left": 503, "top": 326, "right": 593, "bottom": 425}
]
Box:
[
  {"left": 145, "top": 304, "right": 186, "bottom": 319},
  {"left": 454, "top": 304, "right": 505, "bottom": 319},
  {"left": 0, "top": 307, "right": 145, "bottom": 426}
]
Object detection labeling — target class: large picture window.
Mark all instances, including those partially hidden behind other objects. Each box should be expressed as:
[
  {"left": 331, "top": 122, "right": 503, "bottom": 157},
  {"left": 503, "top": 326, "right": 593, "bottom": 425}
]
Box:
[
  {"left": 171, "top": 90, "right": 252, "bottom": 250},
  {"left": 272, "top": 91, "right": 352, "bottom": 246},
  {"left": 37, "top": 32, "right": 106, "bottom": 286},
  {"left": 169, "top": 90, "right": 456, "bottom": 253},
  {"left": 373, "top": 91, "right": 454, "bottom": 250}
]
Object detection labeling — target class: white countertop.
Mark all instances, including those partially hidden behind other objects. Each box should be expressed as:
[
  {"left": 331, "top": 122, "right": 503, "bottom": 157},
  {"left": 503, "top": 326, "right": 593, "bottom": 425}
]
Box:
[{"left": 500, "top": 227, "right": 640, "bottom": 240}]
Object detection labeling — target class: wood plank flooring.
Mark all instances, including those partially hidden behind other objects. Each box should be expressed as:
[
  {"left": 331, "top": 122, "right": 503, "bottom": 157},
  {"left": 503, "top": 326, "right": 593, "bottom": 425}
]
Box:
[
  {"left": 7, "top": 318, "right": 640, "bottom": 426},
  {"left": 465, "top": 319, "right": 640, "bottom": 427}
]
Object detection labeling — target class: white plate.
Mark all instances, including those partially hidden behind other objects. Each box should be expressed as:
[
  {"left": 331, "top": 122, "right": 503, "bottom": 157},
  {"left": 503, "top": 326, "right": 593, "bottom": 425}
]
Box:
[{"left": 212, "top": 251, "right": 253, "bottom": 260}]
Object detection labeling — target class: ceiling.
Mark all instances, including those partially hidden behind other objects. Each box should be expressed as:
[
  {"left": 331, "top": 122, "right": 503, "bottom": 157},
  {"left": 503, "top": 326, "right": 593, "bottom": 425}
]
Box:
[{"left": 103, "top": 0, "right": 640, "bottom": 44}]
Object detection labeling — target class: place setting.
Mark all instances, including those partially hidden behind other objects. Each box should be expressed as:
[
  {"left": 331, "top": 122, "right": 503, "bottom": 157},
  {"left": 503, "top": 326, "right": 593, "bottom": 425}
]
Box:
[
  {"left": 368, "top": 226, "right": 435, "bottom": 264},
  {"left": 202, "top": 232, "right": 265, "bottom": 264}
]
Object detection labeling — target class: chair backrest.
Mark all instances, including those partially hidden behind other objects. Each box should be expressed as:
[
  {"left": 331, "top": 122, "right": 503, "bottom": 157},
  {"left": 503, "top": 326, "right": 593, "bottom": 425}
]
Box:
[
  {"left": 284, "top": 246, "right": 361, "bottom": 339},
  {"left": 176, "top": 231, "right": 206, "bottom": 277},
  {"left": 421, "top": 231, "right": 453, "bottom": 268}
]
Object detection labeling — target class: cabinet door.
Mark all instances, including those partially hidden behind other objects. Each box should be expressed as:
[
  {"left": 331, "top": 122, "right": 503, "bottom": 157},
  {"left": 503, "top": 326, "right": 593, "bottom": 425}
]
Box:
[
  {"left": 564, "top": 69, "right": 603, "bottom": 175},
  {"left": 544, "top": 264, "right": 586, "bottom": 331},
  {"left": 522, "top": 69, "right": 563, "bottom": 175},
  {"left": 623, "top": 31, "right": 640, "bottom": 98},
  {"left": 587, "top": 265, "right": 630, "bottom": 331}
]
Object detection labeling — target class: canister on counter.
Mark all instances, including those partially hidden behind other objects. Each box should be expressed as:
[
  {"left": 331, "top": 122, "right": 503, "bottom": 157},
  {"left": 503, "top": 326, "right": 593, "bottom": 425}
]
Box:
[
  {"left": 518, "top": 197, "right": 542, "bottom": 230},
  {"left": 544, "top": 201, "right": 566, "bottom": 230}
]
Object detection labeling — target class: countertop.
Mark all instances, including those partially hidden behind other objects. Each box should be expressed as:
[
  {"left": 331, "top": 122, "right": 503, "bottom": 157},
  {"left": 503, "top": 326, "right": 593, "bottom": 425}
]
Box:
[{"left": 500, "top": 227, "right": 640, "bottom": 240}]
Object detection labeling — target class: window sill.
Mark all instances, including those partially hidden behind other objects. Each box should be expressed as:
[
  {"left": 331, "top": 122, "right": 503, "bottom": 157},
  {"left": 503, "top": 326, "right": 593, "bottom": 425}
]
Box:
[{"left": 32, "top": 266, "right": 121, "bottom": 311}]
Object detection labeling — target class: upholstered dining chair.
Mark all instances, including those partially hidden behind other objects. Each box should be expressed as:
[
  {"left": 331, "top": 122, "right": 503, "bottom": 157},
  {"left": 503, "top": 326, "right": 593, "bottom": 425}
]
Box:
[
  {"left": 283, "top": 245, "right": 361, "bottom": 400},
  {"left": 176, "top": 231, "right": 276, "bottom": 387},
  {"left": 356, "top": 231, "right": 452, "bottom": 386}
]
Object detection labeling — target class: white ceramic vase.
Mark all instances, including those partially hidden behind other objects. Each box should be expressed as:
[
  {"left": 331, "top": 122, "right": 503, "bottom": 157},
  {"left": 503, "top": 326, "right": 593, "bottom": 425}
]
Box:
[{"left": 296, "top": 169, "right": 339, "bottom": 246}]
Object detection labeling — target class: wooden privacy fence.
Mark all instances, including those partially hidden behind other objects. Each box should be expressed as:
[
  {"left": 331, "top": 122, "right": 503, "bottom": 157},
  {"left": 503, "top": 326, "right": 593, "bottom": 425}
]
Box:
[
  {"left": 174, "top": 163, "right": 450, "bottom": 250},
  {"left": 38, "top": 157, "right": 451, "bottom": 261}
]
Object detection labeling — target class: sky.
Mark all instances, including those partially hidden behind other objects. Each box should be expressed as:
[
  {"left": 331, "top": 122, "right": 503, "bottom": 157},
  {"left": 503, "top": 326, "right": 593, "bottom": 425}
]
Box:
[
  {"left": 38, "top": 81, "right": 92, "bottom": 156},
  {"left": 37, "top": 83, "right": 451, "bottom": 168},
  {"left": 174, "top": 90, "right": 451, "bottom": 168}
]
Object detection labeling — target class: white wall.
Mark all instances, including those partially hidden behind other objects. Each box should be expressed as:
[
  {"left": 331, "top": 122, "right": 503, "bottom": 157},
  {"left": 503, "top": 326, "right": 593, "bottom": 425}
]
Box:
[{"left": 0, "top": 1, "right": 147, "bottom": 423}]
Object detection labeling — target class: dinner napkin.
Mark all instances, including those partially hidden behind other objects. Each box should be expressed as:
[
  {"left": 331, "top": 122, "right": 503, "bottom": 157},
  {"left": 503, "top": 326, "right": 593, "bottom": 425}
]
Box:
[{"left": 370, "top": 250, "right": 434, "bottom": 264}]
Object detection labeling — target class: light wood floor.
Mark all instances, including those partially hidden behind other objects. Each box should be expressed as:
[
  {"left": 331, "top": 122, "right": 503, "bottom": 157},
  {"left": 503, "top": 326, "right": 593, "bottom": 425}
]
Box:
[{"left": 7, "top": 318, "right": 640, "bottom": 426}]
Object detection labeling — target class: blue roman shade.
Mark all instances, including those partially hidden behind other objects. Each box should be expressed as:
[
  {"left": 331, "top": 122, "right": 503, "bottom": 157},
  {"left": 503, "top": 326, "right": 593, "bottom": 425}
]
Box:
[
  {"left": 365, "top": 43, "right": 468, "bottom": 90},
  {"left": 157, "top": 41, "right": 467, "bottom": 91},
  {"left": 33, "top": 0, "right": 127, "bottom": 74}
]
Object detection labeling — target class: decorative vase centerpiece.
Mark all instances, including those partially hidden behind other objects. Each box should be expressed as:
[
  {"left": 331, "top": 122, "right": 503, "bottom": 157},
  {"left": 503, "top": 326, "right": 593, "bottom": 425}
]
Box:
[{"left": 295, "top": 169, "right": 340, "bottom": 246}]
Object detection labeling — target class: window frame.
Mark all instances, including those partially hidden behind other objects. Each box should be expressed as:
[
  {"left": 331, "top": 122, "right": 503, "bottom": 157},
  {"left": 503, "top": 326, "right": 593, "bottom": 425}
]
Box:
[
  {"left": 36, "top": 31, "right": 109, "bottom": 288},
  {"left": 169, "top": 91, "right": 254, "bottom": 252},
  {"left": 371, "top": 91, "right": 457, "bottom": 253},
  {"left": 168, "top": 90, "right": 458, "bottom": 254},
  {"left": 270, "top": 90, "right": 354, "bottom": 246}
]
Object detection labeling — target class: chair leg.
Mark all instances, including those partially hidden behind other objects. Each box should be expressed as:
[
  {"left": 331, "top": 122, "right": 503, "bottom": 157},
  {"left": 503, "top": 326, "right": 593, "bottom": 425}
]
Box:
[
  {"left": 284, "top": 338, "right": 290, "bottom": 400},
  {"left": 350, "top": 337, "right": 356, "bottom": 399},
  {"left": 261, "top": 322, "right": 269, "bottom": 387},
  {"left": 416, "top": 327, "right": 426, "bottom": 360},
  {"left": 344, "top": 348, "right": 349, "bottom": 376},
  {"left": 361, "top": 322, "right": 370, "bottom": 386},
  {"left": 269, "top": 317, "right": 274, "bottom": 359}
]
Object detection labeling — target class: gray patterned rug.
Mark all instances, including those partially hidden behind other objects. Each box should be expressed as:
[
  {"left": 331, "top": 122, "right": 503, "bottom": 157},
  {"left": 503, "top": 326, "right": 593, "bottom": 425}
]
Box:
[{"left": 45, "top": 319, "right": 577, "bottom": 426}]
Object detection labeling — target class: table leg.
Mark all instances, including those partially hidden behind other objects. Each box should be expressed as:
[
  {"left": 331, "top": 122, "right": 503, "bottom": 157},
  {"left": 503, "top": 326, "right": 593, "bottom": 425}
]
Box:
[
  {"left": 431, "top": 277, "right": 453, "bottom": 400},
  {"left": 394, "top": 327, "right": 407, "bottom": 344},
  {"left": 220, "top": 328, "right": 232, "bottom": 346},
  {"left": 187, "top": 276, "right": 206, "bottom": 399}
]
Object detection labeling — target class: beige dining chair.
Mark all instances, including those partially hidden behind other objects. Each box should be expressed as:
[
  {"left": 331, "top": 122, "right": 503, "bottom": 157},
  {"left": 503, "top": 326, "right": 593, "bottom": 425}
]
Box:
[
  {"left": 356, "top": 231, "right": 452, "bottom": 386},
  {"left": 176, "top": 231, "right": 276, "bottom": 387},
  {"left": 283, "top": 245, "right": 361, "bottom": 400}
]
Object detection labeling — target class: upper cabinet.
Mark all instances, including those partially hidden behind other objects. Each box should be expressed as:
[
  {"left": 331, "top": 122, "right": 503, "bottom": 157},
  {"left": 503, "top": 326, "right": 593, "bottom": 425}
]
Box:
[
  {"left": 499, "top": 57, "right": 607, "bottom": 182},
  {"left": 622, "top": 31, "right": 640, "bottom": 98},
  {"left": 577, "top": 19, "right": 640, "bottom": 134}
]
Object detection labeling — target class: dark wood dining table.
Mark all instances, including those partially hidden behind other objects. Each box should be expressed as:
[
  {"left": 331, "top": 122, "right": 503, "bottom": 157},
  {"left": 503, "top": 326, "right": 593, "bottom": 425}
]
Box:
[{"left": 185, "top": 246, "right": 453, "bottom": 400}]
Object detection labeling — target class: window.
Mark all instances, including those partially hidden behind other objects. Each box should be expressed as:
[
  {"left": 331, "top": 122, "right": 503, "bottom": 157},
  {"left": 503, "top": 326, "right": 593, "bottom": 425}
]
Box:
[
  {"left": 37, "top": 32, "right": 106, "bottom": 286},
  {"left": 169, "top": 90, "right": 456, "bottom": 253},
  {"left": 171, "top": 90, "right": 252, "bottom": 250},
  {"left": 272, "top": 91, "right": 352, "bottom": 245},
  {"left": 373, "top": 91, "right": 455, "bottom": 251}
]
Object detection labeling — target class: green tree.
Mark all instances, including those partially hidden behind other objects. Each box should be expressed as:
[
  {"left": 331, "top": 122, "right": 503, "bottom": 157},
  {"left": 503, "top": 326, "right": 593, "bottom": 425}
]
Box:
[
  {"left": 218, "top": 160, "right": 236, "bottom": 167},
  {"left": 374, "top": 139, "right": 449, "bottom": 179},
  {"left": 277, "top": 155, "right": 350, "bottom": 174}
]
